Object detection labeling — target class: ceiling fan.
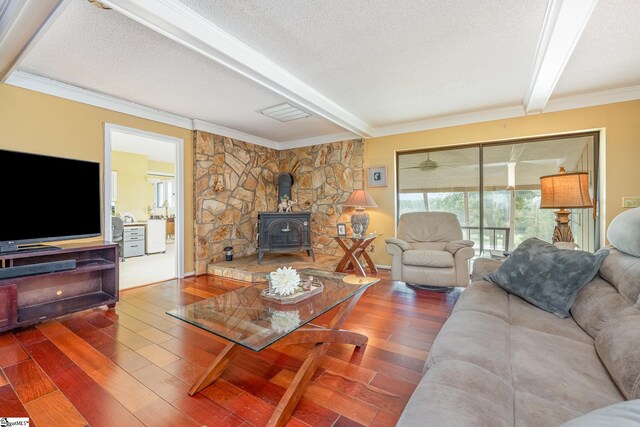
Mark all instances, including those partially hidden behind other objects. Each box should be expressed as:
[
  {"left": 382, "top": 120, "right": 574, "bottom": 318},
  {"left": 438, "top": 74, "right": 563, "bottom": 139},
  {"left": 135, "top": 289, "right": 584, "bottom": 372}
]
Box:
[{"left": 400, "top": 153, "right": 465, "bottom": 171}]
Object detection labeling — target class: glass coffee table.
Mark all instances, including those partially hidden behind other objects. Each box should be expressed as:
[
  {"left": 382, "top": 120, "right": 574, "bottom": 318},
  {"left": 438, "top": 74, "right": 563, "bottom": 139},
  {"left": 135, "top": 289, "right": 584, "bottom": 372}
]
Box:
[{"left": 167, "top": 269, "right": 379, "bottom": 427}]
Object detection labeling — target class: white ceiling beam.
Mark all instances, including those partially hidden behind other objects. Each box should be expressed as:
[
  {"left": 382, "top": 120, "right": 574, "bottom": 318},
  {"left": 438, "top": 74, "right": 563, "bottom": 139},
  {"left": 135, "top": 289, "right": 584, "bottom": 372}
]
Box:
[
  {"left": 522, "top": 0, "right": 598, "bottom": 114},
  {"left": 0, "top": 0, "right": 65, "bottom": 82},
  {"left": 101, "top": 0, "right": 375, "bottom": 138}
]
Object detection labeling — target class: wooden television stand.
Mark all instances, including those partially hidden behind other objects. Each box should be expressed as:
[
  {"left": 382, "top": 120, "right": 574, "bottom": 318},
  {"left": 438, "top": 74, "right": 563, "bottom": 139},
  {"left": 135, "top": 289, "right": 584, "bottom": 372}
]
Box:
[{"left": 0, "top": 241, "right": 119, "bottom": 333}]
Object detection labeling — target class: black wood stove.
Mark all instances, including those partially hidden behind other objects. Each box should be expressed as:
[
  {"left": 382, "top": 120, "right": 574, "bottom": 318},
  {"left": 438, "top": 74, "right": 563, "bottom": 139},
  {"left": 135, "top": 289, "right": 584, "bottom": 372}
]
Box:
[{"left": 257, "top": 212, "right": 314, "bottom": 264}]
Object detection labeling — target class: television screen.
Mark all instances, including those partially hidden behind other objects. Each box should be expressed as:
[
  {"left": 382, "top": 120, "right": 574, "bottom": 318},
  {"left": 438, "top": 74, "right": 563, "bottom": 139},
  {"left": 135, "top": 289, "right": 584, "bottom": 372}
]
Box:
[{"left": 0, "top": 149, "right": 101, "bottom": 245}]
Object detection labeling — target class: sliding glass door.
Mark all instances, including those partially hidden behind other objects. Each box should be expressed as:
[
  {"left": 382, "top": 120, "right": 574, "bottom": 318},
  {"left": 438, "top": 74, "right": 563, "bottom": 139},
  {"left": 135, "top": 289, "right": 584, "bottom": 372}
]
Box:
[
  {"left": 397, "top": 146, "right": 482, "bottom": 253},
  {"left": 396, "top": 133, "right": 599, "bottom": 254}
]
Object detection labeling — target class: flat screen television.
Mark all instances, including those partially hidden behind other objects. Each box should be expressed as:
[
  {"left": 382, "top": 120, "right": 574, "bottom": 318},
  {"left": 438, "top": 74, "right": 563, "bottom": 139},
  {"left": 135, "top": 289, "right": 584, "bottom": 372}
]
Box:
[{"left": 0, "top": 149, "right": 101, "bottom": 253}]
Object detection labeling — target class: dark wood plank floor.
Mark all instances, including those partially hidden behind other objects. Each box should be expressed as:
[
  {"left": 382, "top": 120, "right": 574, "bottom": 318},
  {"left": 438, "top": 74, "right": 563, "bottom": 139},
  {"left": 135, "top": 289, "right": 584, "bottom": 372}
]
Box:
[{"left": 0, "top": 272, "right": 460, "bottom": 426}]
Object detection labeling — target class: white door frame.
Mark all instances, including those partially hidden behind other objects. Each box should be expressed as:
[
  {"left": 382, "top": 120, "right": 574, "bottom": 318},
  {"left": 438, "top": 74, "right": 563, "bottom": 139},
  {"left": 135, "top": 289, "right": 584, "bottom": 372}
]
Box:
[{"left": 103, "top": 123, "right": 185, "bottom": 278}]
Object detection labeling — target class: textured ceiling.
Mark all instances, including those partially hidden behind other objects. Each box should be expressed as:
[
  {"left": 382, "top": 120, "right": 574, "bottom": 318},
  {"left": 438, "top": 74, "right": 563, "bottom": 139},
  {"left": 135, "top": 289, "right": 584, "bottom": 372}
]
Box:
[
  {"left": 554, "top": 0, "right": 640, "bottom": 97},
  {"left": 178, "top": 0, "right": 547, "bottom": 127},
  {"left": 18, "top": 0, "right": 345, "bottom": 142},
  {"left": 13, "top": 0, "right": 640, "bottom": 143}
]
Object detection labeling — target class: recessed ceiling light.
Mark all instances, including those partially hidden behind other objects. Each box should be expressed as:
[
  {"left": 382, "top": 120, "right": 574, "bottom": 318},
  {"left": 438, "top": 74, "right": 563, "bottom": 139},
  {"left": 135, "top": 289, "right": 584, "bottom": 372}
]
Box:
[{"left": 260, "top": 102, "right": 311, "bottom": 122}]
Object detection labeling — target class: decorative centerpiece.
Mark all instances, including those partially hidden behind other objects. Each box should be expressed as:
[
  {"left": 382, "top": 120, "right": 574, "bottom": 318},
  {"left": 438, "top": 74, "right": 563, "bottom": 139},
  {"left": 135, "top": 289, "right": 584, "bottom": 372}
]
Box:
[{"left": 262, "top": 267, "right": 323, "bottom": 304}]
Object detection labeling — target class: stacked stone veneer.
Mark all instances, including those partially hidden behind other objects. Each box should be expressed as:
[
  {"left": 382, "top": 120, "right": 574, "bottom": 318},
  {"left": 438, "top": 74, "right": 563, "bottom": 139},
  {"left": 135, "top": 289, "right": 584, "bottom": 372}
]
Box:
[
  {"left": 279, "top": 140, "right": 363, "bottom": 255},
  {"left": 194, "top": 130, "right": 364, "bottom": 275},
  {"left": 194, "top": 132, "right": 279, "bottom": 274}
]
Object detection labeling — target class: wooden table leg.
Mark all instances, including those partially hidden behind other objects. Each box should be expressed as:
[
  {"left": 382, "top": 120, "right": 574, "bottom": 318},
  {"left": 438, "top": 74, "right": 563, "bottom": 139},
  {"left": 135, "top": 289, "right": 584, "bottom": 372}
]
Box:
[
  {"left": 188, "top": 290, "right": 368, "bottom": 427},
  {"left": 334, "top": 237, "right": 354, "bottom": 272},
  {"left": 266, "top": 291, "right": 366, "bottom": 427},
  {"left": 334, "top": 238, "right": 366, "bottom": 275},
  {"left": 188, "top": 342, "right": 239, "bottom": 395},
  {"left": 357, "top": 239, "right": 378, "bottom": 275}
]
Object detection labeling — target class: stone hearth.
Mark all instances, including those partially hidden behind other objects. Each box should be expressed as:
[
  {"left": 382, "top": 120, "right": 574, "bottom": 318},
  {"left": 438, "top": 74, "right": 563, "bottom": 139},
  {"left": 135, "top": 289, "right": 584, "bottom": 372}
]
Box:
[{"left": 208, "top": 253, "right": 341, "bottom": 283}]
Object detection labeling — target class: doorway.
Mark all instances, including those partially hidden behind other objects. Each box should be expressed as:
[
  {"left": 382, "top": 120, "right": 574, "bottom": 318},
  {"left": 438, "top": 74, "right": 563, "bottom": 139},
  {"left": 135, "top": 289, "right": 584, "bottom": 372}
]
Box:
[{"left": 103, "top": 123, "right": 185, "bottom": 289}]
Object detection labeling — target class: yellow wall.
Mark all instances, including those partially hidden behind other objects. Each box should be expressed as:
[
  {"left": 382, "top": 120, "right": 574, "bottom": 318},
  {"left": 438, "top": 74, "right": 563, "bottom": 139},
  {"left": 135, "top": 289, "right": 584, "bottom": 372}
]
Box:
[
  {"left": 112, "top": 151, "right": 152, "bottom": 220},
  {"left": 148, "top": 159, "right": 175, "bottom": 174},
  {"left": 365, "top": 100, "right": 640, "bottom": 265},
  {"left": 0, "top": 83, "right": 195, "bottom": 273}
]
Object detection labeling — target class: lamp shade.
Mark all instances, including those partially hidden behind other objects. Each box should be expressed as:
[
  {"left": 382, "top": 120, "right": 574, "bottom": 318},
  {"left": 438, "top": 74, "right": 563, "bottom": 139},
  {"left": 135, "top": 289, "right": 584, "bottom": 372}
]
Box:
[
  {"left": 344, "top": 189, "right": 378, "bottom": 208},
  {"left": 540, "top": 171, "right": 592, "bottom": 209}
]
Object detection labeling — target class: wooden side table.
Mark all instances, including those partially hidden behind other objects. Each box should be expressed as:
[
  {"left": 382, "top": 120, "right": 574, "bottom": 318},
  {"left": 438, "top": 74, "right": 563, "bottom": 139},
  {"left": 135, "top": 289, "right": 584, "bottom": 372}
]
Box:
[{"left": 334, "top": 235, "right": 380, "bottom": 276}]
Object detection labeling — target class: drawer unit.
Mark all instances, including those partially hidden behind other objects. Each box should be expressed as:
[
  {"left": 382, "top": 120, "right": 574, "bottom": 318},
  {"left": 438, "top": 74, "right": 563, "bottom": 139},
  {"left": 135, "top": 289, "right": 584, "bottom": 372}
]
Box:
[
  {"left": 123, "top": 225, "right": 145, "bottom": 258},
  {"left": 124, "top": 227, "right": 144, "bottom": 241}
]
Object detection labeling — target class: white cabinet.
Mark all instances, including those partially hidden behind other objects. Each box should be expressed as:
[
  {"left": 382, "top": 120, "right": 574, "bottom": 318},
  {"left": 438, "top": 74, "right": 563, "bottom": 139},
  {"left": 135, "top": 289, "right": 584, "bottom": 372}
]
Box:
[
  {"left": 123, "top": 226, "right": 145, "bottom": 258},
  {"left": 146, "top": 219, "right": 166, "bottom": 254}
]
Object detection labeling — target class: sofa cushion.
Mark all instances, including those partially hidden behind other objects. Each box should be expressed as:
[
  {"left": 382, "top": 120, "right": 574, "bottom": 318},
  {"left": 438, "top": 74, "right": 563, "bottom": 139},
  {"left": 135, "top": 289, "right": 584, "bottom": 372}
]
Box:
[
  {"left": 426, "top": 310, "right": 512, "bottom": 382},
  {"left": 452, "top": 280, "right": 510, "bottom": 322},
  {"left": 595, "top": 315, "right": 640, "bottom": 400},
  {"left": 571, "top": 276, "right": 639, "bottom": 339},
  {"left": 486, "top": 238, "right": 609, "bottom": 317},
  {"left": 607, "top": 207, "right": 640, "bottom": 257},
  {"left": 598, "top": 247, "right": 640, "bottom": 304},
  {"left": 560, "top": 400, "right": 640, "bottom": 427},
  {"left": 511, "top": 326, "right": 625, "bottom": 415},
  {"left": 515, "top": 392, "right": 582, "bottom": 427},
  {"left": 509, "top": 295, "right": 593, "bottom": 344},
  {"left": 402, "top": 249, "right": 454, "bottom": 267},
  {"left": 397, "top": 360, "right": 514, "bottom": 427}
]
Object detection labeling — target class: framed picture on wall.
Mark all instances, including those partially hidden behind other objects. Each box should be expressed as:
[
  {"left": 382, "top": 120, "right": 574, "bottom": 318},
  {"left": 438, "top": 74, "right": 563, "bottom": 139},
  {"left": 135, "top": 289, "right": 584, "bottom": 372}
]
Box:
[
  {"left": 336, "top": 223, "right": 347, "bottom": 237},
  {"left": 368, "top": 165, "right": 387, "bottom": 187}
]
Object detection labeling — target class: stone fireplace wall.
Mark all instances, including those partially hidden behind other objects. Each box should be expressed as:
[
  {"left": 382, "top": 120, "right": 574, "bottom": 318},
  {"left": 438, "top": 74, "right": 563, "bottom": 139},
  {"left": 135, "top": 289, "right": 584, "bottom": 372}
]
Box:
[
  {"left": 279, "top": 139, "right": 364, "bottom": 255},
  {"left": 194, "top": 130, "right": 364, "bottom": 274},
  {"left": 194, "top": 131, "right": 279, "bottom": 274}
]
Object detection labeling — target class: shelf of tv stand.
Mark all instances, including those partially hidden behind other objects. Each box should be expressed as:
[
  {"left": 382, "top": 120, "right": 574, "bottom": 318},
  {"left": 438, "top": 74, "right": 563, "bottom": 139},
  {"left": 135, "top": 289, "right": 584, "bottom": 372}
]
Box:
[
  {"left": 18, "top": 292, "right": 117, "bottom": 325},
  {"left": 0, "top": 241, "right": 119, "bottom": 333}
]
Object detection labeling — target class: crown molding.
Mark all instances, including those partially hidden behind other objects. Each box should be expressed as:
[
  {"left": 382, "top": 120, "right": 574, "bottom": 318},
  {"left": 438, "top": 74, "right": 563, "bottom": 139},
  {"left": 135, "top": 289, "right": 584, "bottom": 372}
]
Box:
[
  {"left": 522, "top": 0, "right": 598, "bottom": 114},
  {"left": 192, "top": 119, "right": 279, "bottom": 150},
  {"left": 372, "top": 105, "right": 526, "bottom": 138},
  {"left": 8, "top": 72, "right": 640, "bottom": 154},
  {"left": 4, "top": 71, "right": 352, "bottom": 150},
  {"left": 0, "top": 0, "right": 64, "bottom": 81},
  {"left": 102, "top": 0, "right": 375, "bottom": 137},
  {"left": 278, "top": 132, "right": 359, "bottom": 149},
  {"left": 545, "top": 85, "right": 640, "bottom": 113},
  {"left": 6, "top": 71, "right": 194, "bottom": 129},
  {"left": 367, "top": 84, "right": 640, "bottom": 139}
]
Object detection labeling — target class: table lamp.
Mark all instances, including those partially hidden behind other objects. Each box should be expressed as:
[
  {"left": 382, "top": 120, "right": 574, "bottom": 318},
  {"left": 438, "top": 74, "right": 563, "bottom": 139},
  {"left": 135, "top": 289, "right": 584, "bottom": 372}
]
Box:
[
  {"left": 540, "top": 167, "right": 593, "bottom": 243},
  {"left": 344, "top": 189, "right": 377, "bottom": 237}
]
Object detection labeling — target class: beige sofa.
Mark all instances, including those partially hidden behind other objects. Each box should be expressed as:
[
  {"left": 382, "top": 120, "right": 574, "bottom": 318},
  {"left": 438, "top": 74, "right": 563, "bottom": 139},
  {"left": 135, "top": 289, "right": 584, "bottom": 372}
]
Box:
[
  {"left": 385, "top": 212, "right": 475, "bottom": 288},
  {"left": 398, "top": 224, "right": 640, "bottom": 425}
]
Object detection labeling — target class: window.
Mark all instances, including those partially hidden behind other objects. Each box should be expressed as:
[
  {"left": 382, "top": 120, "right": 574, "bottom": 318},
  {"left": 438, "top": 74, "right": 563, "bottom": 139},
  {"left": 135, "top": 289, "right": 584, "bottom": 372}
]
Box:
[
  {"left": 396, "top": 133, "right": 599, "bottom": 254},
  {"left": 150, "top": 176, "right": 175, "bottom": 208}
]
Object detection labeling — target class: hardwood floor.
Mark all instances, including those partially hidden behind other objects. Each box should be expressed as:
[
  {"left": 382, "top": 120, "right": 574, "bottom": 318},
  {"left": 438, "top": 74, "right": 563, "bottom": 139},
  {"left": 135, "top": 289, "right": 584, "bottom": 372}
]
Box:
[{"left": 0, "top": 272, "right": 460, "bottom": 426}]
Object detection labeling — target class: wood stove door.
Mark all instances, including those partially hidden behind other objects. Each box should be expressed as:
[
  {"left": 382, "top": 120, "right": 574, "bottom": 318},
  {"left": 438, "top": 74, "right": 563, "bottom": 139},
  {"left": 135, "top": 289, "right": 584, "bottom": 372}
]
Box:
[{"left": 267, "top": 219, "right": 309, "bottom": 247}]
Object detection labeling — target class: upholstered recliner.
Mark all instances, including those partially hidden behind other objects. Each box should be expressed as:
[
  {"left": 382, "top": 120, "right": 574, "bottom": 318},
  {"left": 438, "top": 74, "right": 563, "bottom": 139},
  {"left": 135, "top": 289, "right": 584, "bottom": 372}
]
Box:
[{"left": 385, "top": 212, "right": 475, "bottom": 287}]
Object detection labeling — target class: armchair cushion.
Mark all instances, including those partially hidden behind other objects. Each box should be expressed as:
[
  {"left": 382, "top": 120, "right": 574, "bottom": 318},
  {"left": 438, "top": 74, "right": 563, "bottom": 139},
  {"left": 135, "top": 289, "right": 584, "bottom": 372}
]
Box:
[
  {"left": 385, "top": 238, "right": 413, "bottom": 252},
  {"left": 445, "top": 240, "right": 474, "bottom": 254},
  {"left": 403, "top": 250, "right": 454, "bottom": 268}
]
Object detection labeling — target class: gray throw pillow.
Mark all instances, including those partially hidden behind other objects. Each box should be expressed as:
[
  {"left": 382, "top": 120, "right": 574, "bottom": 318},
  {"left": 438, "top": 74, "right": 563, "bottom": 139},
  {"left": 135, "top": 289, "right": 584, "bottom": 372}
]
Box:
[{"left": 485, "top": 238, "right": 609, "bottom": 318}]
